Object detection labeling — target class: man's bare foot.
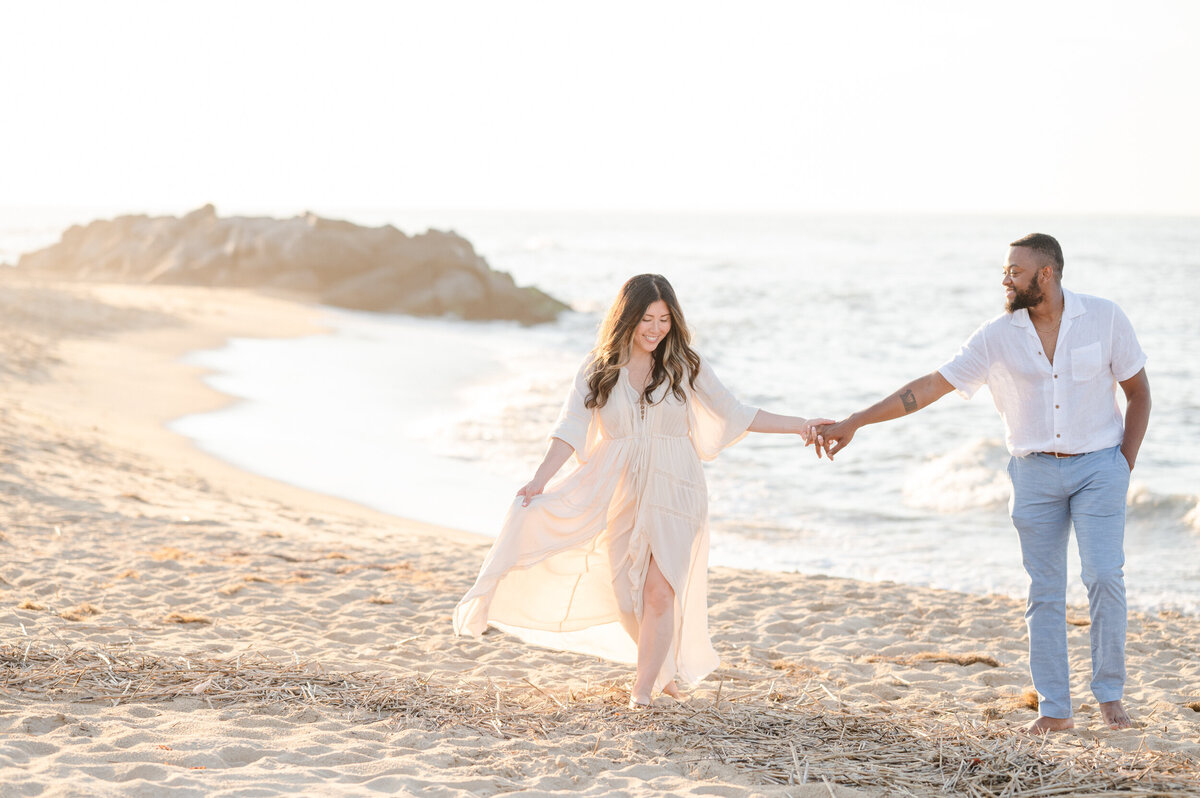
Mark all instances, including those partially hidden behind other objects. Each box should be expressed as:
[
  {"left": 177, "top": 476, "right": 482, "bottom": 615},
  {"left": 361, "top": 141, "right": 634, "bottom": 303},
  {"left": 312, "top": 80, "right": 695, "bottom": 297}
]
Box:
[
  {"left": 1022, "top": 716, "right": 1075, "bottom": 735},
  {"left": 662, "top": 680, "right": 684, "bottom": 700},
  {"left": 1100, "top": 700, "right": 1133, "bottom": 730}
]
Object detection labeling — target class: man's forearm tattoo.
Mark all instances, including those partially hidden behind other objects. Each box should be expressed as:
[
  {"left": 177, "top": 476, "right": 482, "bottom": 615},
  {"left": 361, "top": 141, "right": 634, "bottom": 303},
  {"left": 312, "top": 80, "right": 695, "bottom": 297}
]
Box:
[{"left": 901, "top": 389, "right": 918, "bottom": 414}]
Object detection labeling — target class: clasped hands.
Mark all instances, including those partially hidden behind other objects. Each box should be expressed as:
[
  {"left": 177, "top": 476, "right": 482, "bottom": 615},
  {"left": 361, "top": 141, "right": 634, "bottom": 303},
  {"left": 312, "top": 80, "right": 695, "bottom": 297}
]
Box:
[{"left": 804, "top": 418, "right": 857, "bottom": 460}]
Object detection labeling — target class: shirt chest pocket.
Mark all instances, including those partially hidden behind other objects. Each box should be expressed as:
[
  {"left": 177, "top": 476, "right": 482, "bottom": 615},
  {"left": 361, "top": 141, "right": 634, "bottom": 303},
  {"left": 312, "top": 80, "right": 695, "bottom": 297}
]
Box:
[{"left": 1070, "top": 342, "right": 1104, "bottom": 382}]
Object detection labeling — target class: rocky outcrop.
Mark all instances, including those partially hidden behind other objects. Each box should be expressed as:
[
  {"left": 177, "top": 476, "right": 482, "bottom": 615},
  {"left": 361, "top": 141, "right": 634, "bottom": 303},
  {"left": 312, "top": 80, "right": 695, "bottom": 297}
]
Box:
[{"left": 17, "top": 205, "right": 568, "bottom": 324}]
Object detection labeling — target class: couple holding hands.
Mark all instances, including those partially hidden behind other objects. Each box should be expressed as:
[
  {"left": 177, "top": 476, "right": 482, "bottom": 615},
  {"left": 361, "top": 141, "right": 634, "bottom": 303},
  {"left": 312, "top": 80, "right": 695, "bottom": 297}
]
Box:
[{"left": 454, "top": 233, "right": 1150, "bottom": 735}]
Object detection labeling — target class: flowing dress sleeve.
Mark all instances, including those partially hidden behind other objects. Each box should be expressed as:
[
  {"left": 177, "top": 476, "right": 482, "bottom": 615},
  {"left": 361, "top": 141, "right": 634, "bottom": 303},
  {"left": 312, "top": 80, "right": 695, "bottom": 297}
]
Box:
[
  {"left": 688, "top": 355, "right": 759, "bottom": 461},
  {"left": 548, "top": 355, "right": 599, "bottom": 463}
]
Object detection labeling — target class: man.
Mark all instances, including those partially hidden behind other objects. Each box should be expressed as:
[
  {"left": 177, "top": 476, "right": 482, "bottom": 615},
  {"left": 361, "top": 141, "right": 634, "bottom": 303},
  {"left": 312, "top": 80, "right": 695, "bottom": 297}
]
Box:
[{"left": 816, "top": 233, "right": 1150, "bottom": 734}]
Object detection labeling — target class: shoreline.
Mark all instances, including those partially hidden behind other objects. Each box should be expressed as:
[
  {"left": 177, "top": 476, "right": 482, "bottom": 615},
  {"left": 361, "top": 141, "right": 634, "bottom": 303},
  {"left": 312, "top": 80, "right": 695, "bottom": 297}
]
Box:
[
  {"left": 4, "top": 271, "right": 487, "bottom": 547},
  {"left": 166, "top": 304, "right": 562, "bottom": 539},
  {"left": 1, "top": 274, "right": 1197, "bottom": 796}
]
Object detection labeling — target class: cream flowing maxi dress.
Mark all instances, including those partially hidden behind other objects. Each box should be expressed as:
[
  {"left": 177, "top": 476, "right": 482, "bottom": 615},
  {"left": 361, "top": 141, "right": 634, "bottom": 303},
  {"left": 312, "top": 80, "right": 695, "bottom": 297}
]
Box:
[{"left": 453, "top": 355, "right": 758, "bottom": 691}]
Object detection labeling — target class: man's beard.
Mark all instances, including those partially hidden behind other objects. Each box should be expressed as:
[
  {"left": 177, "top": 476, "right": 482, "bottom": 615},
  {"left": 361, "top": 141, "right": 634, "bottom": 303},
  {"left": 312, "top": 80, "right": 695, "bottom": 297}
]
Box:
[{"left": 1006, "top": 272, "right": 1044, "bottom": 313}]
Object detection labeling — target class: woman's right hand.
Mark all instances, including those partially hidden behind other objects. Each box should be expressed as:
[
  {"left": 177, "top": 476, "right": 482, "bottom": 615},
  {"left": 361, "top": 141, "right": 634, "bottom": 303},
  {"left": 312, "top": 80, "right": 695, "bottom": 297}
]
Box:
[
  {"left": 516, "top": 477, "right": 548, "bottom": 507},
  {"left": 515, "top": 438, "right": 576, "bottom": 507}
]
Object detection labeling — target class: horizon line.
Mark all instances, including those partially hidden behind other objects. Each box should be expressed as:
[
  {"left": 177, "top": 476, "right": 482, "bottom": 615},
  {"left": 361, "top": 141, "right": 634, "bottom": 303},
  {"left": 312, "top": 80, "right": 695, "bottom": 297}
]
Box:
[{"left": 3, "top": 203, "right": 1199, "bottom": 221}]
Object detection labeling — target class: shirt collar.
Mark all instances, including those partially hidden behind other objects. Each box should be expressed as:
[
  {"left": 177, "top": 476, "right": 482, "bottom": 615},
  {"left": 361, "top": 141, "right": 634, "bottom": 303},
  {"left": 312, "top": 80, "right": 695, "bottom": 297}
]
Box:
[
  {"left": 1062, "top": 287, "right": 1086, "bottom": 319},
  {"left": 1008, "top": 285, "right": 1084, "bottom": 327}
]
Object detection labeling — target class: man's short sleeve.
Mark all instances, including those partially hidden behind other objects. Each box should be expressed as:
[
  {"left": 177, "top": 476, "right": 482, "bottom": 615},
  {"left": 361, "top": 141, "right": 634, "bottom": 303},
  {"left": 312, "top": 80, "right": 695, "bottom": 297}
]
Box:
[
  {"left": 1110, "top": 304, "right": 1147, "bottom": 382},
  {"left": 938, "top": 323, "right": 990, "bottom": 400}
]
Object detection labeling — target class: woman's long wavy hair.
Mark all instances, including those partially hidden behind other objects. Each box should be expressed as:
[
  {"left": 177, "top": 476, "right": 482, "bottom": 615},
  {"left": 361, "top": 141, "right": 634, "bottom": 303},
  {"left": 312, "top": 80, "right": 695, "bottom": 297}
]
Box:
[{"left": 585, "top": 274, "right": 701, "bottom": 409}]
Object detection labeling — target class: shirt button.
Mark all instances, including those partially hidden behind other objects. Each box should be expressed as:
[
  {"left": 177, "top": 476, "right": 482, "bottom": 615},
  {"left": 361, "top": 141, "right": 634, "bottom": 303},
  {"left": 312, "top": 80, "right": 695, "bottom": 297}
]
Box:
[
  {"left": 1055, "top": 404, "right": 1060, "bottom": 409},
  {"left": 1054, "top": 374, "right": 1058, "bottom": 379},
  {"left": 1056, "top": 434, "right": 1061, "bottom": 438}
]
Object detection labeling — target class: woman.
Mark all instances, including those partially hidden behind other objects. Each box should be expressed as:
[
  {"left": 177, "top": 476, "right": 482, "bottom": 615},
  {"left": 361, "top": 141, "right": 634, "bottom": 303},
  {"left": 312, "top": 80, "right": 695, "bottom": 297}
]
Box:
[{"left": 453, "top": 274, "right": 827, "bottom": 707}]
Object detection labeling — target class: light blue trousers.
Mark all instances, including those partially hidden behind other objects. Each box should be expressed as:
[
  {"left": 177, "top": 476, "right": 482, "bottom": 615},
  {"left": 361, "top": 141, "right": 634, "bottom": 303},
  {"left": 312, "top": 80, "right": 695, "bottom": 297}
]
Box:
[{"left": 1007, "top": 445, "right": 1130, "bottom": 719}]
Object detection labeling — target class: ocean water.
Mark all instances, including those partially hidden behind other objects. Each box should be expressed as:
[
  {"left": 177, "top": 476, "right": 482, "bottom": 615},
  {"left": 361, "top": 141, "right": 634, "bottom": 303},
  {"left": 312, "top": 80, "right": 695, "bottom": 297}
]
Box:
[{"left": 5, "top": 208, "right": 1198, "bottom": 613}]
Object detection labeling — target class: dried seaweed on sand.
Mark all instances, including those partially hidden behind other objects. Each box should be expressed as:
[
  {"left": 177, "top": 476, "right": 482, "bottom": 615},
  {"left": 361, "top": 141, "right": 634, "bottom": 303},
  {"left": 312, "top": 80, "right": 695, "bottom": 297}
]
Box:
[
  {"left": 865, "top": 651, "right": 1002, "bottom": 668},
  {"left": 3, "top": 643, "right": 1197, "bottom": 796}
]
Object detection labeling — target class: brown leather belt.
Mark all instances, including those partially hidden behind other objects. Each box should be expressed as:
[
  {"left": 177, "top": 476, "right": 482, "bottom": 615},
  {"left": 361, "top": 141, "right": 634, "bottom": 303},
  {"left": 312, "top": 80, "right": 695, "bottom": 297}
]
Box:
[{"left": 1039, "top": 451, "right": 1084, "bottom": 458}]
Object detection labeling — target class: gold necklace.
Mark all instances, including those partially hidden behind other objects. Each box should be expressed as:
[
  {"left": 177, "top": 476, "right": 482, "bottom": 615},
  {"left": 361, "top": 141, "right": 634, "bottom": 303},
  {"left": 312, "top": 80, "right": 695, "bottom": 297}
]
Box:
[
  {"left": 1033, "top": 297, "right": 1066, "bottom": 334},
  {"left": 1033, "top": 318, "right": 1061, "bottom": 334}
]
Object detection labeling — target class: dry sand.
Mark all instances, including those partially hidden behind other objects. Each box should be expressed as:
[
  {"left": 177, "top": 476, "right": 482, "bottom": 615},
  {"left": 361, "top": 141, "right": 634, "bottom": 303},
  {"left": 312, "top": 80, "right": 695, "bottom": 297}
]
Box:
[{"left": 1, "top": 271, "right": 1198, "bottom": 797}]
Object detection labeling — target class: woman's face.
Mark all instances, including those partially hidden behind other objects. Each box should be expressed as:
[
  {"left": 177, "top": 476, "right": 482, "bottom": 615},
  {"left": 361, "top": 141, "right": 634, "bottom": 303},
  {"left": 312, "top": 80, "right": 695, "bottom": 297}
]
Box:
[{"left": 632, "top": 299, "right": 671, "bottom": 355}]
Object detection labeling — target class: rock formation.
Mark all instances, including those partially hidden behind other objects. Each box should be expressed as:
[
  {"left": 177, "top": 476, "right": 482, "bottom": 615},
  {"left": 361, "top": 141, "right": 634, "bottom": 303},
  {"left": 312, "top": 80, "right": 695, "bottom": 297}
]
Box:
[{"left": 17, "top": 205, "right": 568, "bottom": 324}]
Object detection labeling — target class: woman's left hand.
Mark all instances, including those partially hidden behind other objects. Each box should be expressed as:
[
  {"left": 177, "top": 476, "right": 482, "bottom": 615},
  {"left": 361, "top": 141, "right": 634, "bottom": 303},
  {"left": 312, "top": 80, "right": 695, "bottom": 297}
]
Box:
[{"left": 800, "top": 418, "right": 835, "bottom": 446}]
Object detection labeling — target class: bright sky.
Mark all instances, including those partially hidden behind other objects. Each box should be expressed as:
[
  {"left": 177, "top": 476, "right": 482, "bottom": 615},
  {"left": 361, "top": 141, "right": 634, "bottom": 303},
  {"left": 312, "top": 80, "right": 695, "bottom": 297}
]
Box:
[{"left": 2, "top": 1, "right": 1197, "bottom": 215}]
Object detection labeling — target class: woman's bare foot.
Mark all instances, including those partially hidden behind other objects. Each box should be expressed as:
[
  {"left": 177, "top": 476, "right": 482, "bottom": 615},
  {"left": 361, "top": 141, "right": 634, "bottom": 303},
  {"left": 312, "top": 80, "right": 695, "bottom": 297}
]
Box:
[
  {"left": 1100, "top": 700, "right": 1133, "bottom": 730},
  {"left": 1022, "top": 716, "right": 1075, "bottom": 735},
  {"left": 629, "top": 680, "right": 682, "bottom": 708}
]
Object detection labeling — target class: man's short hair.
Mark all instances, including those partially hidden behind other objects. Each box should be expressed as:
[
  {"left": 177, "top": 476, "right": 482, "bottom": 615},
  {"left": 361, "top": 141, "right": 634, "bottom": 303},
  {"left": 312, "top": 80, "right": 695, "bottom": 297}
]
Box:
[{"left": 1010, "top": 233, "right": 1064, "bottom": 277}]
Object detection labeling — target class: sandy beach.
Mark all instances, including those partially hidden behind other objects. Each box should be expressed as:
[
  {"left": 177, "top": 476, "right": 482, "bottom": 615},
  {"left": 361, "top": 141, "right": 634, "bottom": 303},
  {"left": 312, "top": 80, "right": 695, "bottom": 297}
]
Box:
[{"left": 2, "top": 272, "right": 1198, "bottom": 797}]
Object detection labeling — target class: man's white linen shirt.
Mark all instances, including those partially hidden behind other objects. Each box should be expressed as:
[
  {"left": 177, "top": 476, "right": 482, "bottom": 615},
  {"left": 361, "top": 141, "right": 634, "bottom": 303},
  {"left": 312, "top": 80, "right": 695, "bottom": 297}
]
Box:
[{"left": 938, "top": 288, "right": 1146, "bottom": 457}]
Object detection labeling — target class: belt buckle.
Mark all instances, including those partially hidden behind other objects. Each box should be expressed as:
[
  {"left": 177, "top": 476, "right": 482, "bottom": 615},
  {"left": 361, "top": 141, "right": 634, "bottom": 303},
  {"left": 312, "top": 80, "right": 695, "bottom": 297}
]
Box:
[{"left": 1053, "top": 451, "right": 1070, "bottom": 459}]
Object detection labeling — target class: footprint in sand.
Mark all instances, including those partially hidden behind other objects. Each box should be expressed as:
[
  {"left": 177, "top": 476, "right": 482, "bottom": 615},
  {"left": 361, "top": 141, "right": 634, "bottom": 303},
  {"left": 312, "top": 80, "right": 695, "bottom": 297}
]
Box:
[
  {"left": 20, "top": 713, "right": 71, "bottom": 735},
  {"left": 7, "top": 739, "right": 59, "bottom": 757},
  {"left": 217, "top": 744, "right": 270, "bottom": 766}
]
